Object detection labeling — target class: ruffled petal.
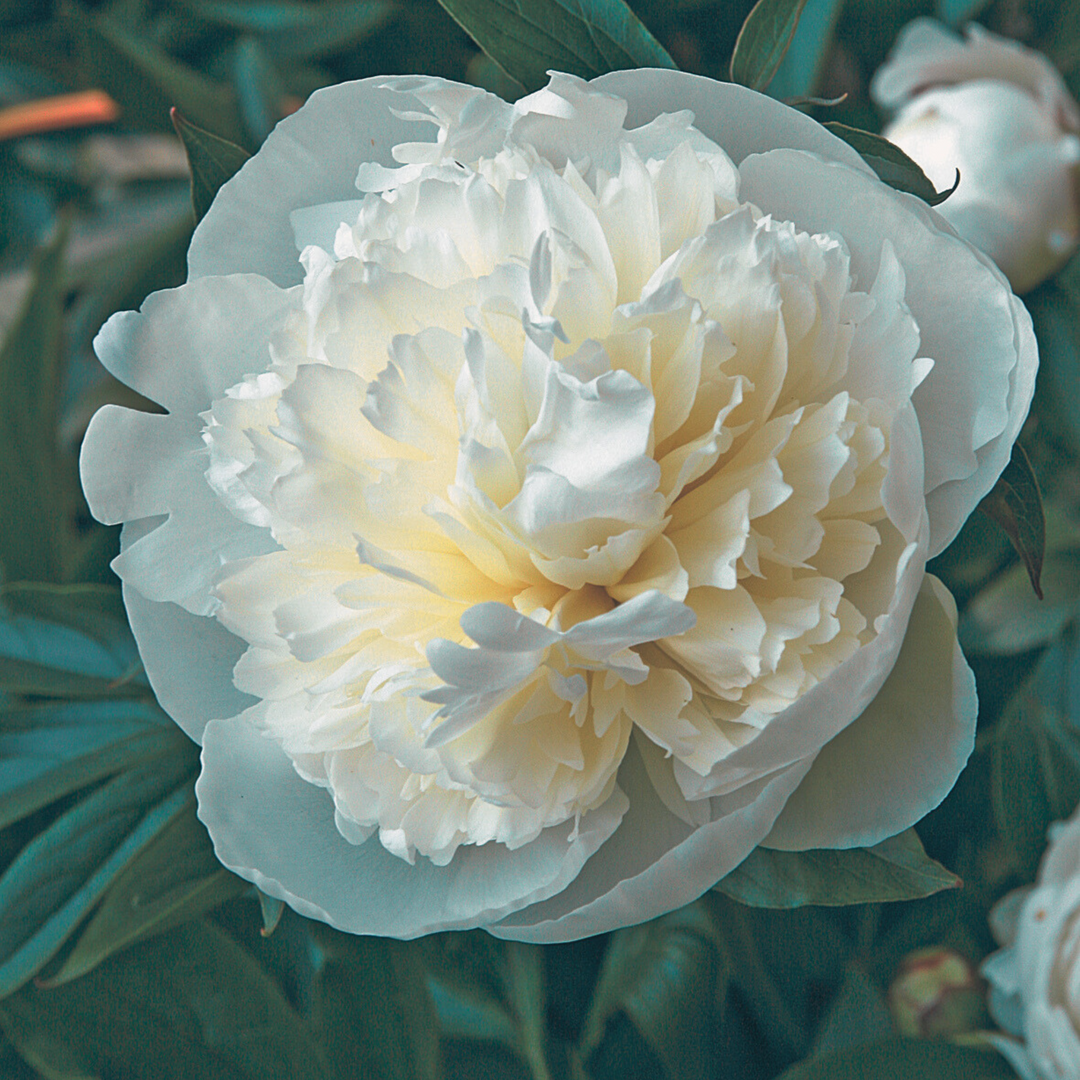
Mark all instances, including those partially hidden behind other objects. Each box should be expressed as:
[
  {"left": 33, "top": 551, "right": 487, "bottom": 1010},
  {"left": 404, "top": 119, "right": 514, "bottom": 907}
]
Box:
[
  {"left": 122, "top": 580, "right": 254, "bottom": 744},
  {"left": 736, "top": 148, "right": 1035, "bottom": 555},
  {"left": 489, "top": 737, "right": 812, "bottom": 941},
  {"left": 196, "top": 715, "right": 627, "bottom": 937},
  {"left": 762, "top": 573, "right": 976, "bottom": 850},
  {"left": 591, "top": 68, "right": 874, "bottom": 174},
  {"left": 188, "top": 79, "right": 450, "bottom": 285},
  {"left": 92, "top": 274, "right": 298, "bottom": 415}
]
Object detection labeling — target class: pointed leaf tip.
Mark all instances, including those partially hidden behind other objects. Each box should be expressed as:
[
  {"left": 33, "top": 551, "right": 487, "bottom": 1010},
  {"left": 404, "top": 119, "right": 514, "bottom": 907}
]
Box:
[{"left": 171, "top": 109, "right": 251, "bottom": 224}]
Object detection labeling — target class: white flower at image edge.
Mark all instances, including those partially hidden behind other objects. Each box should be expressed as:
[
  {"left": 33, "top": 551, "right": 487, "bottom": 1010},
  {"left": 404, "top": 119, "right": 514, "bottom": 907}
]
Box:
[
  {"left": 983, "top": 810, "right": 1080, "bottom": 1080},
  {"left": 79, "top": 69, "right": 1036, "bottom": 941},
  {"left": 872, "top": 18, "right": 1080, "bottom": 293}
]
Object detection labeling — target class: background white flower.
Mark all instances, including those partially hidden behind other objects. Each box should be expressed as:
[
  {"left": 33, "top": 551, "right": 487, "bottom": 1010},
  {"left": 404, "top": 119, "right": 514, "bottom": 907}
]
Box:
[
  {"left": 872, "top": 18, "right": 1080, "bottom": 293},
  {"left": 983, "top": 808, "right": 1080, "bottom": 1080},
  {"left": 80, "top": 69, "right": 1036, "bottom": 941}
]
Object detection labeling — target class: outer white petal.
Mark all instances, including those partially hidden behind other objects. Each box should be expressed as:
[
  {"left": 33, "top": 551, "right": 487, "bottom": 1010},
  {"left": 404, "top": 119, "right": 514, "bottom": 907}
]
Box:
[
  {"left": 763, "top": 574, "right": 976, "bottom": 850},
  {"left": 870, "top": 17, "right": 1080, "bottom": 128},
  {"left": 196, "top": 715, "right": 628, "bottom": 937},
  {"left": 488, "top": 738, "right": 813, "bottom": 942},
  {"left": 736, "top": 149, "right": 1036, "bottom": 556},
  {"left": 188, "top": 79, "right": 495, "bottom": 285},
  {"left": 591, "top": 68, "right": 874, "bottom": 174},
  {"left": 123, "top": 579, "right": 254, "bottom": 743},
  {"left": 81, "top": 276, "right": 290, "bottom": 615},
  {"left": 92, "top": 274, "right": 296, "bottom": 415}
]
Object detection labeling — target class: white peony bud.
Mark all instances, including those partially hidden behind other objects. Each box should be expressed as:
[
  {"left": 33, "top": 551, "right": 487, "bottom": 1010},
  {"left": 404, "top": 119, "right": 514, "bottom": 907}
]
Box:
[{"left": 872, "top": 19, "right": 1080, "bottom": 293}]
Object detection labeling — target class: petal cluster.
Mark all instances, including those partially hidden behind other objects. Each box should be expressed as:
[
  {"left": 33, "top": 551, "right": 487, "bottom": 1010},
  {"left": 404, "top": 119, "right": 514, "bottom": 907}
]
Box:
[
  {"left": 872, "top": 19, "right": 1080, "bottom": 292},
  {"left": 81, "top": 70, "right": 1036, "bottom": 939}
]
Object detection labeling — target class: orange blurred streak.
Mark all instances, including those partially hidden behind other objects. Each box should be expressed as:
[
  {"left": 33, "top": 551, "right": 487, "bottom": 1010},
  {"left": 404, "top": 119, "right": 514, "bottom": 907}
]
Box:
[{"left": 0, "top": 90, "right": 120, "bottom": 142}]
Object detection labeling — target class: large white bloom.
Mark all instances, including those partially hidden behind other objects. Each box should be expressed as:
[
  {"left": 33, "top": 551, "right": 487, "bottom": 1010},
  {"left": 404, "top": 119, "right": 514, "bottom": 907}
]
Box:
[
  {"left": 983, "top": 809, "right": 1080, "bottom": 1080},
  {"left": 872, "top": 19, "right": 1080, "bottom": 293},
  {"left": 80, "top": 70, "right": 1036, "bottom": 940}
]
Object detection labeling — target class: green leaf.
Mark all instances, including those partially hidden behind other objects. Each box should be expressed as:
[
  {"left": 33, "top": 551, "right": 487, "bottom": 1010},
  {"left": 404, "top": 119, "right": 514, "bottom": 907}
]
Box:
[
  {"left": 42, "top": 806, "right": 246, "bottom": 987},
  {"left": 232, "top": 36, "right": 283, "bottom": 145},
  {"left": 822, "top": 123, "right": 960, "bottom": 206},
  {"left": 580, "top": 901, "right": 726, "bottom": 1080},
  {"left": 0, "top": 749, "right": 195, "bottom": 997},
  {"left": 0, "top": 704, "right": 174, "bottom": 831},
  {"left": 1029, "top": 275, "right": 1080, "bottom": 458},
  {"left": 312, "top": 933, "right": 441, "bottom": 1080},
  {"left": 0, "top": 921, "right": 331, "bottom": 1080},
  {"left": 0, "top": 222, "right": 67, "bottom": 583},
  {"left": 182, "top": 0, "right": 394, "bottom": 62},
  {"left": 776, "top": 1036, "right": 1016, "bottom": 1079},
  {"left": 960, "top": 550, "right": 1080, "bottom": 656},
  {"left": 171, "top": 109, "right": 252, "bottom": 225},
  {"left": 810, "top": 966, "right": 893, "bottom": 1057},
  {"left": 422, "top": 933, "right": 520, "bottom": 1050},
  {"left": 433, "top": 0, "right": 675, "bottom": 95},
  {"left": 766, "top": 0, "right": 845, "bottom": 101},
  {"left": 714, "top": 829, "right": 960, "bottom": 908},
  {"left": 0, "top": 583, "right": 147, "bottom": 698},
  {"left": 0, "top": 585, "right": 238, "bottom": 990},
  {"left": 978, "top": 443, "right": 1045, "bottom": 599},
  {"left": 991, "top": 628, "right": 1080, "bottom": 879},
  {"left": 730, "top": 0, "right": 809, "bottom": 92},
  {"left": 71, "top": 10, "right": 248, "bottom": 144}
]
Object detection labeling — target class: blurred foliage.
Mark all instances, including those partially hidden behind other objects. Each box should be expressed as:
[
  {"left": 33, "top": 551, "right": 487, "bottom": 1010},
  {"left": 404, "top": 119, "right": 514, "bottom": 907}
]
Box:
[{"left": 1, "top": 0, "right": 1080, "bottom": 1078}]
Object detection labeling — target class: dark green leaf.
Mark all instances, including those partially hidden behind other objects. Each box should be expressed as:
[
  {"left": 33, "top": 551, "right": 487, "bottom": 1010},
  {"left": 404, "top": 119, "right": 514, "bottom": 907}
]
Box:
[
  {"left": 171, "top": 109, "right": 252, "bottom": 224},
  {"left": 422, "top": 933, "right": 519, "bottom": 1050},
  {"left": 581, "top": 901, "right": 726, "bottom": 1080},
  {"left": 0, "top": 706, "right": 174, "bottom": 831},
  {"left": 232, "top": 36, "right": 282, "bottom": 145},
  {"left": 1029, "top": 278, "right": 1080, "bottom": 458},
  {"left": 978, "top": 443, "right": 1045, "bottom": 598},
  {"left": 0, "top": 921, "right": 331, "bottom": 1080},
  {"left": 730, "top": 0, "right": 809, "bottom": 92},
  {"left": 0, "top": 583, "right": 147, "bottom": 698},
  {"left": 0, "top": 748, "right": 195, "bottom": 997},
  {"left": 71, "top": 10, "right": 248, "bottom": 144},
  {"left": 714, "top": 829, "right": 960, "bottom": 908},
  {"left": 810, "top": 966, "right": 893, "bottom": 1056},
  {"left": 182, "top": 0, "right": 394, "bottom": 62},
  {"left": 0, "top": 584, "right": 219, "bottom": 994},
  {"left": 776, "top": 1036, "right": 1015, "bottom": 1080},
  {"left": 822, "top": 123, "right": 960, "bottom": 206},
  {"left": 767, "top": 0, "right": 845, "bottom": 101},
  {"left": 0, "top": 222, "right": 67, "bottom": 583},
  {"left": 991, "top": 628, "right": 1080, "bottom": 879},
  {"left": 312, "top": 933, "right": 441, "bottom": 1080},
  {"left": 433, "top": 0, "right": 675, "bottom": 95},
  {"left": 43, "top": 806, "right": 246, "bottom": 986}
]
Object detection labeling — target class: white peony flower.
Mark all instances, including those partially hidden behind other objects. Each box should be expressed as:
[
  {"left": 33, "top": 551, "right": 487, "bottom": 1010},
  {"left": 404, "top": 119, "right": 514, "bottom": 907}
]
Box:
[
  {"left": 872, "top": 18, "right": 1080, "bottom": 293},
  {"left": 983, "top": 810, "right": 1080, "bottom": 1080},
  {"left": 80, "top": 69, "right": 1036, "bottom": 941}
]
